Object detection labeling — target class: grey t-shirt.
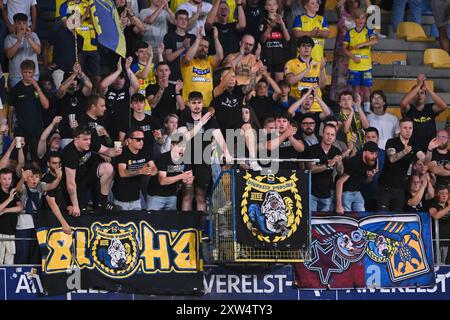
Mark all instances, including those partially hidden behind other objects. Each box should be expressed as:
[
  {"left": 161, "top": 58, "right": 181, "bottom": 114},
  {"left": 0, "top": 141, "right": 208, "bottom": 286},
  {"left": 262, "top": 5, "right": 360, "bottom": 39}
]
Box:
[
  {"left": 140, "top": 8, "right": 169, "bottom": 60},
  {"left": 4, "top": 32, "right": 40, "bottom": 85}
]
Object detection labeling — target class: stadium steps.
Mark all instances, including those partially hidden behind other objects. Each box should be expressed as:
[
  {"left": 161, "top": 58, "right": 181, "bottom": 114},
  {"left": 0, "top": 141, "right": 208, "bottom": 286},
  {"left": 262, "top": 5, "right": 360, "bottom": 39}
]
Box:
[
  {"left": 324, "top": 10, "right": 437, "bottom": 36},
  {"left": 324, "top": 74, "right": 435, "bottom": 92},
  {"left": 325, "top": 51, "right": 407, "bottom": 65}
]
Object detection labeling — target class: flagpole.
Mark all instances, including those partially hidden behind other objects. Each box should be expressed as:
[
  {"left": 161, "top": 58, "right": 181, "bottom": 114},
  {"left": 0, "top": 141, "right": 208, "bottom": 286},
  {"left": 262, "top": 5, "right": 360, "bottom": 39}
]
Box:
[{"left": 74, "top": 32, "right": 79, "bottom": 65}]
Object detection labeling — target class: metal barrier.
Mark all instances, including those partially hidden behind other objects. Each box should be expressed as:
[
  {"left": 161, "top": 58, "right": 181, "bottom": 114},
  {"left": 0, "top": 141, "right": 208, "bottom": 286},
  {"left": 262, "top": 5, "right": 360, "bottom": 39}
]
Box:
[{"left": 433, "top": 218, "right": 450, "bottom": 266}]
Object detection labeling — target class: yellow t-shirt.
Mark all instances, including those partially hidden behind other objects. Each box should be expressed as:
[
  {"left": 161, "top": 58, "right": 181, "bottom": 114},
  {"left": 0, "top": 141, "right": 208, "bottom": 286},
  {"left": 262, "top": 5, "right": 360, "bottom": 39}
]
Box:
[
  {"left": 284, "top": 57, "right": 324, "bottom": 112},
  {"left": 181, "top": 56, "right": 214, "bottom": 107},
  {"left": 344, "top": 27, "right": 376, "bottom": 71},
  {"left": 60, "top": 0, "right": 97, "bottom": 51},
  {"left": 131, "top": 62, "right": 156, "bottom": 112},
  {"left": 292, "top": 14, "right": 329, "bottom": 62}
]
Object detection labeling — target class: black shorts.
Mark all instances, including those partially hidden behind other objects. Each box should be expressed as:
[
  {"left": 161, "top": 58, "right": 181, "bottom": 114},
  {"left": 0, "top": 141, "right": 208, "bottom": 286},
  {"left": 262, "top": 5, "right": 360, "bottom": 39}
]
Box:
[
  {"left": 193, "top": 164, "right": 212, "bottom": 191},
  {"left": 76, "top": 157, "right": 103, "bottom": 187},
  {"left": 267, "top": 63, "right": 285, "bottom": 74}
]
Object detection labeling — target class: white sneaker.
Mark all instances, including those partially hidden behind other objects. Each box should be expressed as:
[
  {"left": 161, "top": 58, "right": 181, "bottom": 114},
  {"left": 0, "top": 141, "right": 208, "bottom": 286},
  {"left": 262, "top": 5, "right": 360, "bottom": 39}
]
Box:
[
  {"left": 250, "top": 161, "right": 262, "bottom": 171},
  {"left": 375, "top": 31, "right": 387, "bottom": 39}
]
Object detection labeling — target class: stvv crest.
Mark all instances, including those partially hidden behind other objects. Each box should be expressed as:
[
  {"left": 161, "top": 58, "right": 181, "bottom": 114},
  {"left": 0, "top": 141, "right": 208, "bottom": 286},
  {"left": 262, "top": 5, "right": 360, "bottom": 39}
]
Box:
[
  {"left": 91, "top": 221, "right": 139, "bottom": 278},
  {"left": 240, "top": 172, "right": 303, "bottom": 244}
]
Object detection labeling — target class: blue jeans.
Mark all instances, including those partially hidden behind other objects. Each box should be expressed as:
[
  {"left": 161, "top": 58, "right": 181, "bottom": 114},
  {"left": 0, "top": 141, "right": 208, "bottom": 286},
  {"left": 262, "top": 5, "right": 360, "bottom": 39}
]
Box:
[
  {"left": 114, "top": 199, "right": 142, "bottom": 211},
  {"left": 14, "top": 228, "right": 41, "bottom": 265},
  {"left": 392, "top": 0, "right": 422, "bottom": 33},
  {"left": 342, "top": 191, "right": 365, "bottom": 212},
  {"left": 146, "top": 195, "right": 177, "bottom": 211},
  {"left": 310, "top": 195, "right": 334, "bottom": 212}
]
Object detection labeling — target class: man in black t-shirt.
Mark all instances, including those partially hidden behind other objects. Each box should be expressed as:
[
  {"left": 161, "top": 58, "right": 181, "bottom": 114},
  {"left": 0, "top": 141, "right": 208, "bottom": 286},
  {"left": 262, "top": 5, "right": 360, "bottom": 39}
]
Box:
[
  {"left": 400, "top": 73, "right": 447, "bottom": 152},
  {"left": 147, "top": 138, "right": 193, "bottom": 211},
  {"left": 8, "top": 60, "right": 50, "bottom": 167},
  {"left": 336, "top": 141, "right": 378, "bottom": 215},
  {"left": 55, "top": 63, "right": 93, "bottom": 148},
  {"left": 99, "top": 57, "right": 140, "bottom": 140},
  {"left": 428, "top": 129, "right": 450, "bottom": 188},
  {"left": 0, "top": 168, "right": 23, "bottom": 265},
  {"left": 146, "top": 62, "right": 185, "bottom": 128},
  {"left": 62, "top": 126, "right": 122, "bottom": 216},
  {"left": 212, "top": 69, "right": 261, "bottom": 169},
  {"left": 163, "top": 9, "right": 196, "bottom": 81},
  {"left": 377, "top": 118, "right": 432, "bottom": 212},
  {"left": 177, "top": 91, "right": 230, "bottom": 211},
  {"left": 305, "top": 124, "right": 343, "bottom": 211},
  {"left": 119, "top": 93, "right": 158, "bottom": 159},
  {"left": 248, "top": 76, "right": 279, "bottom": 126},
  {"left": 113, "top": 128, "right": 157, "bottom": 210},
  {"left": 78, "top": 95, "right": 113, "bottom": 148},
  {"left": 260, "top": 112, "right": 305, "bottom": 172},
  {"left": 204, "top": 0, "right": 246, "bottom": 57},
  {"left": 42, "top": 152, "right": 71, "bottom": 235}
]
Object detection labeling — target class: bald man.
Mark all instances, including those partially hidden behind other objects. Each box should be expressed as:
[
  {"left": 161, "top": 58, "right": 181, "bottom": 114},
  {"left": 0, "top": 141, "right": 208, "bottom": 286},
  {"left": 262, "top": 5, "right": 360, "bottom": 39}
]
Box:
[{"left": 222, "top": 34, "right": 262, "bottom": 86}]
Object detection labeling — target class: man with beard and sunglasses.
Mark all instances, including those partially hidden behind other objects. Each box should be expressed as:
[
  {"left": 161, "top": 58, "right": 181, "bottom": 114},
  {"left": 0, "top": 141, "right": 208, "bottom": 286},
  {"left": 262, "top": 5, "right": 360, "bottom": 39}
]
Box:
[
  {"left": 336, "top": 141, "right": 378, "bottom": 215},
  {"left": 113, "top": 128, "right": 157, "bottom": 211}
]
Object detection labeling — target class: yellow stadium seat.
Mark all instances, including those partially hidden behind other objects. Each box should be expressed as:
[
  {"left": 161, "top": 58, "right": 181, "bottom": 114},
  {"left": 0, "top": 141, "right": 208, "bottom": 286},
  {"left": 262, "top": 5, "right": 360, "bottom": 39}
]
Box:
[
  {"left": 324, "top": 51, "right": 407, "bottom": 65},
  {"left": 424, "top": 49, "right": 450, "bottom": 68},
  {"left": 325, "top": 0, "right": 337, "bottom": 10},
  {"left": 328, "top": 25, "right": 338, "bottom": 39},
  {"left": 396, "top": 22, "right": 435, "bottom": 42},
  {"left": 372, "top": 79, "right": 434, "bottom": 93}
]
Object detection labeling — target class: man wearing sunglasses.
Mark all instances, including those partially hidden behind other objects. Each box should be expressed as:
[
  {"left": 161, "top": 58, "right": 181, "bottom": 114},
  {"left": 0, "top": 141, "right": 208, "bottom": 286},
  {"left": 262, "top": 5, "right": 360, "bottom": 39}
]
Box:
[
  {"left": 113, "top": 128, "right": 157, "bottom": 211},
  {"left": 400, "top": 73, "right": 447, "bottom": 152}
]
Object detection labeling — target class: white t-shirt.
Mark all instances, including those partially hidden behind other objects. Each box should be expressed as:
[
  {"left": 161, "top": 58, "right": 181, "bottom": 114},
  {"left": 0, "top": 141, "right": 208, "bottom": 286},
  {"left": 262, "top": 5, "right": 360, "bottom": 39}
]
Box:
[
  {"left": 368, "top": 112, "right": 400, "bottom": 150},
  {"left": 177, "top": 1, "right": 212, "bottom": 35},
  {"left": 4, "top": 0, "right": 37, "bottom": 26},
  {"left": 4, "top": 32, "right": 40, "bottom": 86}
]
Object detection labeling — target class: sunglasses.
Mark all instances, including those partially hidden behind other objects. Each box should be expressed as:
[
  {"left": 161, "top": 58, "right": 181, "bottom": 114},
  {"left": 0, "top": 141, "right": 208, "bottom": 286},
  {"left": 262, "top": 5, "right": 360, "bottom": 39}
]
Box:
[{"left": 130, "top": 137, "right": 144, "bottom": 142}]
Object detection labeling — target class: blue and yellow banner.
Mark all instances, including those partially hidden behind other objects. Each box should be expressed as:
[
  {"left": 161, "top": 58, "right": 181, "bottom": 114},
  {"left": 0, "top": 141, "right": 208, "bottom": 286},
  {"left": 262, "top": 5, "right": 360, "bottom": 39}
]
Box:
[
  {"left": 34, "top": 210, "right": 203, "bottom": 295},
  {"left": 89, "top": 0, "right": 126, "bottom": 57},
  {"left": 295, "top": 212, "right": 435, "bottom": 289}
]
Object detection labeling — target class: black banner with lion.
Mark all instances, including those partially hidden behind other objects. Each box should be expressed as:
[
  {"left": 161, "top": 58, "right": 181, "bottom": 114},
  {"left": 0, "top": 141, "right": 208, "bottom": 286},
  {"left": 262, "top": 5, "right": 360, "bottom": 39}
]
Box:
[
  {"left": 234, "top": 170, "right": 310, "bottom": 249},
  {"left": 34, "top": 210, "right": 204, "bottom": 296}
]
